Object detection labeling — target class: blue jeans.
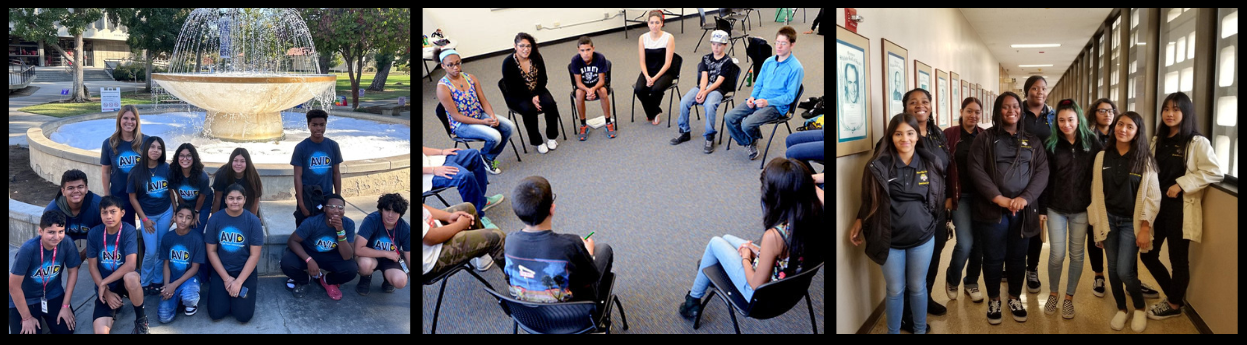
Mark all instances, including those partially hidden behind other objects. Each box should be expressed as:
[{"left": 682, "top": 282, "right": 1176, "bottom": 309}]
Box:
[
  {"left": 784, "top": 129, "right": 824, "bottom": 163},
  {"left": 945, "top": 193, "right": 982, "bottom": 288},
  {"left": 139, "top": 206, "right": 175, "bottom": 287},
  {"left": 677, "top": 87, "right": 723, "bottom": 139},
  {"left": 1103, "top": 213, "right": 1145, "bottom": 310},
  {"left": 978, "top": 212, "right": 1030, "bottom": 299},
  {"left": 689, "top": 234, "right": 756, "bottom": 302},
  {"left": 882, "top": 236, "right": 934, "bottom": 334},
  {"left": 723, "top": 102, "right": 784, "bottom": 146},
  {"left": 451, "top": 116, "right": 516, "bottom": 162},
  {"left": 430, "top": 148, "right": 490, "bottom": 213},
  {"left": 1046, "top": 210, "right": 1088, "bottom": 296},
  {"left": 157, "top": 277, "right": 201, "bottom": 323}
]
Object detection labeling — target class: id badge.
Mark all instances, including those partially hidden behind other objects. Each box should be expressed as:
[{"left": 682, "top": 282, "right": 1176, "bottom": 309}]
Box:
[
  {"left": 41, "top": 297, "right": 48, "bottom": 313},
  {"left": 398, "top": 259, "right": 410, "bottom": 274}
]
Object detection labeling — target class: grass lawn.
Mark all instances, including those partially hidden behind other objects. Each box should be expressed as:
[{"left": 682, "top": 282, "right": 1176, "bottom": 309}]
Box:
[
  {"left": 17, "top": 93, "right": 158, "bottom": 118},
  {"left": 334, "top": 72, "right": 412, "bottom": 103}
]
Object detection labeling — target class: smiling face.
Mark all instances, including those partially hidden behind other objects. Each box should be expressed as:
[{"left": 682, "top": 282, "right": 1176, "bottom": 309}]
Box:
[
  {"left": 177, "top": 148, "right": 194, "bottom": 170},
  {"left": 119, "top": 111, "right": 137, "bottom": 134},
  {"left": 1057, "top": 109, "right": 1079, "bottom": 137},
  {"left": 514, "top": 38, "right": 532, "bottom": 59},
  {"left": 1161, "top": 100, "right": 1184, "bottom": 129},
  {"left": 61, "top": 179, "right": 87, "bottom": 205},
  {"left": 961, "top": 102, "right": 982, "bottom": 127},
  {"left": 323, "top": 198, "right": 345, "bottom": 222},
  {"left": 905, "top": 92, "right": 931, "bottom": 124},
  {"left": 40, "top": 224, "right": 65, "bottom": 248},
  {"left": 232, "top": 155, "right": 247, "bottom": 174},
  {"left": 1115, "top": 115, "right": 1139, "bottom": 144},
  {"left": 225, "top": 190, "right": 246, "bottom": 212},
  {"left": 892, "top": 121, "right": 918, "bottom": 155},
  {"left": 1001, "top": 96, "right": 1021, "bottom": 126},
  {"left": 381, "top": 208, "right": 400, "bottom": 228}
]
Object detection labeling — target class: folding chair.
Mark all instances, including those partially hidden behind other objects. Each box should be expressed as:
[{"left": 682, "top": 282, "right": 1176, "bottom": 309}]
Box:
[
  {"left": 424, "top": 262, "right": 497, "bottom": 334},
  {"left": 567, "top": 59, "right": 618, "bottom": 137},
  {"left": 483, "top": 272, "right": 630, "bottom": 334},
  {"left": 499, "top": 79, "right": 568, "bottom": 153},
  {"left": 434, "top": 103, "right": 521, "bottom": 162},
  {"left": 631, "top": 53, "right": 683, "bottom": 126},
  {"left": 694, "top": 262, "right": 823, "bottom": 334}
]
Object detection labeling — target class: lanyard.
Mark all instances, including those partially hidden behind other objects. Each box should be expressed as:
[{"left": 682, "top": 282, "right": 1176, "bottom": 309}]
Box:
[
  {"left": 39, "top": 241, "right": 57, "bottom": 297},
  {"left": 384, "top": 225, "right": 397, "bottom": 252},
  {"left": 104, "top": 228, "right": 122, "bottom": 271}
]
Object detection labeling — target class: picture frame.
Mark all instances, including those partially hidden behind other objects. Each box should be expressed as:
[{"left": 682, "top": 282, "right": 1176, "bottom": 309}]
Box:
[
  {"left": 836, "top": 25, "right": 873, "bottom": 157},
  {"left": 881, "top": 38, "right": 908, "bottom": 129},
  {"left": 936, "top": 69, "right": 950, "bottom": 129},
  {"left": 914, "top": 60, "right": 933, "bottom": 95},
  {"left": 950, "top": 71, "right": 960, "bottom": 125}
]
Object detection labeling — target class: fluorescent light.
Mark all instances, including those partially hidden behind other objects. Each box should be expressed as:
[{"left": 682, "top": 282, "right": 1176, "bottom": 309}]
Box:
[
  {"left": 1019, "top": 64, "right": 1053, "bottom": 68},
  {"left": 1012, "top": 44, "right": 1062, "bottom": 48}
]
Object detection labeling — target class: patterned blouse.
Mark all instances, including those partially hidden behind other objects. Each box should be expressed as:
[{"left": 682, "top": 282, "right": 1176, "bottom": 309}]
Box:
[
  {"left": 439, "top": 73, "right": 485, "bottom": 130},
  {"left": 751, "top": 223, "right": 794, "bottom": 282},
  {"left": 514, "top": 55, "right": 540, "bottom": 92}
]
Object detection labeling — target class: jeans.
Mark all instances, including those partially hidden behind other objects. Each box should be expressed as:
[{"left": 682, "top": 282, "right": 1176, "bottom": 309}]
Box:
[
  {"left": 677, "top": 87, "right": 723, "bottom": 139},
  {"left": 723, "top": 102, "right": 784, "bottom": 146},
  {"left": 451, "top": 116, "right": 516, "bottom": 162},
  {"left": 690, "top": 234, "right": 757, "bottom": 302},
  {"left": 978, "top": 212, "right": 1030, "bottom": 299},
  {"left": 139, "top": 206, "right": 175, "bottom": 287},
  {"left": 1046, "top": 210, "right": 1088, "bottom": 296},
  {"left": 784, "top": 129, "right": 824, "bottom": 164},
  {"left": 1103, "top": 213, "right": 1145, "bottom": 310},
  {"left": 430, "top": 149, "right": 490, "bottom": 213},
  {"left": 946, "top": 193, "right": 982, "bottom": 288},
  {"left": 882, "top": 236, "right": 934, "bottom": 334},
  {"left": 157, "top": 277, "right": 201, "bottom": 323}
]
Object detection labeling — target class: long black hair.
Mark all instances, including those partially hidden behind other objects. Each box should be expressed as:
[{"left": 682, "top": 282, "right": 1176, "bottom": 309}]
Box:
[
  {"left": 760, "top": 158, "right": 824, "bottom": 275},
  {"left": 991, "top": 91, "right": 1026, "bottom": 135},
  {"left": 1158, "top": 92, "right": 1202, "bottom": 140},
  {"left": 1111, "top": 111, "right": 1159, "bottom": 174},
  {"left": 862, "top": 113, "right": 940, "bottom": 221},
  {"left": 170, "top": 143, "right": 203, "bottom": 187},
  {"left": 130, "top": 136, "right": 167, "bottom": 194},
  {"left": 514, "top": 32, "right": 540, "bottom": 59}
]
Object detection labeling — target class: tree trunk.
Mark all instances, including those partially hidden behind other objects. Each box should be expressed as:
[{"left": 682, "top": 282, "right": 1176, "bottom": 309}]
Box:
[
  {"left": 144, "top": 50, "right": 153, "bottom": 93},
  {"left": 69, "top": 35, "right": 89, "bottom": 103},
  {"left": 366, "top": 62, "right": 391, "bottom": 91}
]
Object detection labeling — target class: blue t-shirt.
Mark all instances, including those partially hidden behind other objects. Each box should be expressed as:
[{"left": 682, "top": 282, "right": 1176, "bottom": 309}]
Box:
[
  {"left": 85, "top": 223, "right": 140, "bottom": 285},
  {"left": 161, "top": 229, "right": 206, "bottom": 282},
  {"left": 8, "top": 237, "right": 83, "bottom": 308},
  {"left": 204, "top": 209, "right": 265, "bottom": 273},
  {"left": 294, "top": 213, "right": 355, "bottom": 255},
  {"left": 44, "top": 191, "right": 103, "bottom": 242},
  {"left": 174, "top": 170, "right": 214, "bottom": 213},
  {"left": 290, "top": 137, "right": 343, "bottom": 195},
  {"left": 357, "top": 211, "right": 411, "bottom": 254},
  {"left": 127, "top": 162, "right": 173, "bottom": 215},
  {"left": 570, "top": 52, "right": 609, "bottom": 86},
  {"left": 99, "top": 135, "right": 150, "bottom": 197}
]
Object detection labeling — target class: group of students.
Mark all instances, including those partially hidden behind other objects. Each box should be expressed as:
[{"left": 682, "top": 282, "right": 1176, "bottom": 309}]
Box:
[
  {"left": 848, "top": 75, "right": 1224, "bottom": 334},
  {"left": 433, "top": 10, "right": 808, "bottom": 173},
  {"left": 9, "top": 105, "right": 414, "bottom": 334}
]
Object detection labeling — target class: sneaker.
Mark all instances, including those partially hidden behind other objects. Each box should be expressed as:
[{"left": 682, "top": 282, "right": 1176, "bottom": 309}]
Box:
[
  {"left": 1044, "top": 294, "right": 1059, "bottom": 315},
  {"left": 1147, "top": 301, "right": 1182, "bottom": 320},
  {"left": 133, "top": 316, "right": 150, "bottom": 334},
  {"left": 927, "top": 296, "right": 947, "bottom": 315},
  {"left": 900, "top": 317, "right": 914, "bottom": 333},
  {"left": 1131, "top": 310, "right": 1147, "bottom": 332},
  {"left": 1061, "top": 298, "right": 1075, "bottom": 319},
  {"left": 1110, "top": 310, "right": 1128, "bottom": 330},
  {"left": 677, "top": 291, "right": 702, "bottom": 319},
  {"left": 292, "top": 283, "right": 309, "bottom": 298},
  {"left": 606, "top": 122, "right": 616, "bottom": 138},
  {"left": 471, "top": 254, "right": 494, "bottom": 271},
  {"left": 481, "top": 156, "right": 502, "bottom": 175},
  {"left": 747, "top": 143, "right": 760, "bottom": 160},
  {"left": 381, "top": 278, "right": 396, "bottom": 293},
  {"left": 356, "top": 275, "right": 371, "bottom": 296},
  {"left": 536, "top": 143, "right": 549, "bottom": 154},
  {"left": 703, "top": 139, "right": 715, "bottom": 154},
  {"left": 1092, "top": 276, "right": 1106, "bottom": 297},
  {"left": 947, "top": 284, "right": 958, "bottom": 301},
  {"left": 1027, "top": 269, "right": 1041, "bottom": 293},
  {"left": 479, "top": 216, "right": 496, "bottom": 230},
  {"left": 482, "top": 194, "right": 505, "bottom": 212},
  {"left": 319, "top": 275, "right": 343, "bottom": 301},
  {"left": 184, "top": 305, "right": 198, "bottom": 316},
  {"left": 286, "top": 278, "right": 296, "bottom": 290},
  {"left": 578, "top": 125, "right": 589, "bottom": 141},
  {"left": 1008, "top": 297, "right": 1027, "bottom": 322},
  {"left": 670, "top": 131, "right": 691, "bottom": 145},
  {"left": 965, "top": 284, "right": 984, "bottom": 302},
  {"left": 1140, "top": 283, "right": 1160, "bottom": 299},
  {"left": 547, "top": 139, "right": 558, "bottom": 150},
  {"left": 986, "top": 299, "right": 1003, "bottom": 325}
]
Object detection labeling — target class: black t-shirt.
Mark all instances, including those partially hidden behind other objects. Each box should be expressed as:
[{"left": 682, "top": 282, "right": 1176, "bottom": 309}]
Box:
[
  {"left": 955, "top": 127, "right": 979, "bottom": 195},
  {"left": 1155, "top": 134, "right": 1188, "bottom": 193},
  {"left": 1102, "top": 148, "right": 1142, "bottom": 217},
  {"left": 993, "top": 131, "right": 1036, "bottom": 198},
  {"left": 888, "top": 153, "right": 935, "bottom": 248},
  {"left": 503, "top": 230, "right": 600, "bottom": 303}
]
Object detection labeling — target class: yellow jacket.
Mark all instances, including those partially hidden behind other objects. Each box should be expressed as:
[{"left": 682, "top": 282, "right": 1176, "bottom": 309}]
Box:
[
  {"left": 1088, "top": 149, "right": 1161, "bottom": 253},
  {"left": 1149, "top": 135, "right": 1225, "bottom": 243}
]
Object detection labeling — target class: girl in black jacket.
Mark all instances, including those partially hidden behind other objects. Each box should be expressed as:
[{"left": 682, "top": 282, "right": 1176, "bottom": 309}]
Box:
[{"left": 502, "top": 33, "right": 562, "bottom": 153}]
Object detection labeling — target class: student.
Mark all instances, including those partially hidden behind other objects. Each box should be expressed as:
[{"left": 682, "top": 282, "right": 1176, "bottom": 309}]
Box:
[
  {"left": 634, "top": 10, "right": 676, "bottom": 125},
  {"left": 942, "top": 97, "right": 984, "bottom": 304},
  {"left": 45, "top": 169, "right": 103, "bottom": 260},
  {"left": 292, "top": 109, "right": 344, "bottom": 228},
  {"left": 171, "top": 143, "right": 212, "bottom": 235},
  {"left": 1036, "top": 99, "right": 1102, "bottom": 319},
  {"left": 570, "top": 36, "right": 616, "bottom": 140},
  {"left": 503, "top": 32, "right": 562, "bottom": 153},
  {"left": 897, "top": 88, "right": 952, "bottom": 329},
  {"left": 100, "top": 104, "right": 150, "bottom": 227},
  {"left": 127, "top": 136, "right": 174, "bottom": 295},
  {"left": 435, "top": 46, "right": 513, "bottom": 174},
  {"left": 504, "top": 176, "right": 614, "bottom": 305},
  {"left": 283, "top": 194, "right": 359, "bottom": 300},
  {"left": 1089, "top": 111, "right": 1161, "bottom": 332},
  {"left": 9, "top": 211, "right": 83, "bottom": 334},
  {"left": 422, "top": 146, "right": 505, "bottom": 227},
  {"left": 681, "top": 158, "right": 824, "bottom": 322},
  {"left": 1019, "top": 76, "right": 1054, "bottom": 293},
  {"left": 205, "top": 184, "right": 265, "bottom": 323},
  {"left": 86, "top": 196, "right": 143, "bottom": 334},
  {"left": 673, "top": 30, "right": 737, "bottom": 153},
  {"left": 967, "top": 91, "right": 1049, "bottom": 325},
  {"left": 1142, "top": 92, "right": 1224, "bottom": 320},
  {"left": 421, "top": 198, "right": 506, "bottom": 284},
  {"left": 158, "top": 204, "right": 205, "bottom": 324},
  {"left": 211, "top": 148, "right": 263, "bottom": 217},
  {"left": 1086, "top": 98, "right": 1118, "bottom": 298},
  {"left": 847, "top": 113, "right": 944, "bottom": 334},
  {"left": 785, "top": 129, "right": 824, "bottom": 168},
  {"left": 723, "top": 26, "right": 804, "bottom": 160},
  {"left": 356, "top": 193, "right": 414, "bottom": 295}
]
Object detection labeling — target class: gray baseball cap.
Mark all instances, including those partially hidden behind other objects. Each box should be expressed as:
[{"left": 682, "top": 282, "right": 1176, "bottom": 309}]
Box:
[{"left": 710, "top": 30, "right": 730, "bottom": 44}]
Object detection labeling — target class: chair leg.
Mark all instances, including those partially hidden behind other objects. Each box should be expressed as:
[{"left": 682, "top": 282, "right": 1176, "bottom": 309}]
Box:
[
  {"left": 614, "top": 296, "right": 630, "bottom": 330},
  {"left": 513, "top": 320, "right": 518, "bottom": 334},
  {"left": 694, "top": 29, "right": 709, "bottom": 52},
  {"left": 759, "top": 121, "right": 785, "bottom": 169},
  {"left": 509, "top": 111, "right": 528, "bottom": 154},
  {"left": 805, "top": 292, "right": 818, "bottom": 334},
  {"left": 631, "top": 92, "right": 636, "bottom": 123},
  {"left": 557, "top": 109, "right": 568, "bottom": 141},
  {"left": 693, "top": 289, "right": 716, "bottom": 330},
  {"left": 431, "top": 277, "right": 451, "bottom": 334},
  {"left": 465, "top": 267, "right": 495, "bottom": 291},
  {"left": 435, "top": 193, "right": 449, "bottom": 208},
  {"left": 727, "top": 302, "right": 741, "bottom": 334},
  {"left": 666, "top": 85, "right": 680, "bottom": 128},
  {"left": 509, "top": 137, "right": 522, "bottom": 162}
]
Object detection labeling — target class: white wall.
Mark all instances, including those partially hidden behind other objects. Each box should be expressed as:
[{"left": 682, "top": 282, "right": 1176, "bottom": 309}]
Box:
[{"left": 835, "top": 8, "right": 1001, "bottom": 334}]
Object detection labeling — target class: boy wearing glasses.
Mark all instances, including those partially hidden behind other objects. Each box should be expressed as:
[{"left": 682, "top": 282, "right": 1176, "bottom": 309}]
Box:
[{"left": 281, "top": 194, "right": 358, "bottom": 300}]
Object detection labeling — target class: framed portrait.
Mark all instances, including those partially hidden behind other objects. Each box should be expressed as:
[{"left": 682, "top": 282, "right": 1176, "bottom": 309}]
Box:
[
  {"left": 936, "top": 69, "right": 949, "bottom": 129},
  {"left": 836, "top": 25, "right": 873, "bottom": 157},
  {"left": 882, "top": 38, "right": 907, "bottom": 128},
  {"left": 962, "top": 79, "right": 970, "bottom": 105},
  {"left": 950, "top": 71, "right": 960, "bottom": 125},
  {"left": 914, "top": 60, "right": 932, "bottom": 95}
]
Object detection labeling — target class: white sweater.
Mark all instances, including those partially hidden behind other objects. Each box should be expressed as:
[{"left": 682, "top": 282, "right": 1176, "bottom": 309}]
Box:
[
  {"left": 1088, "top": 149, "right": 1162, "bottom": 253},
  {"left": 1149, "top": 135, "right": 1225, "bottom": 243}
]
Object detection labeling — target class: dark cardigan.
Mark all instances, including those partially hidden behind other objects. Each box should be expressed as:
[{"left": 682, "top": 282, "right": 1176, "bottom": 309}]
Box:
[{"left": 501, "top": 52, "right": 550, "bottom": 107}]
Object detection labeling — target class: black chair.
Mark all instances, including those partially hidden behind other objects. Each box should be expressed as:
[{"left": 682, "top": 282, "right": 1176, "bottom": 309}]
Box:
[
  {"left": 422, "top": 186, "right": 455, "bottom": 207},
  {"left": 483, "top": 272, "right": 630, "bottom": 334},
  {"left": 424, "top": 262, "right": 497, "bottom": 334},
  {"left": 435, "top": 103, "right": 522, "bottom": 162},
  {"left": 693, "top": 8, "right": 721, "bottom": 53},
  {"left": 567, "top": 59, "right": 618, "bottom": 136},
  {"left": 721, "top": 85, "right": 804, "bottom": 168},
  {"left": 631, "top": 53, "right": 683, "bottom": 126},
  {"left": 499, "top": 79, "right": 568, "bottom": 153},
  {"left": 714, "top": 17, "right": 750, "bottom": 63},
  {"left": 694, "top": 261, "right": 823, "bottom": 334}
]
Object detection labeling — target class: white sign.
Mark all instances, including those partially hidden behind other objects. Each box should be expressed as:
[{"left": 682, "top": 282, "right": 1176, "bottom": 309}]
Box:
[{"left": 101, "top": 87, "right": 121, "bottom": 112}]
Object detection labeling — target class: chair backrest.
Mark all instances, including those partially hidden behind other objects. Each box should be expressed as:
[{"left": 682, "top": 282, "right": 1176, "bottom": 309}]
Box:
[
  {"left": 697, "top": 8, "right": 707, "bottom": 26},
  {"left": 496, "top": 78, "right": 518, "bottom": 110},
  {"left": 743, "top": 261, "right": 824, "bottom": 319},
  {"left": 670, "top": 53, "right": 683, "bottom": 82},
  {"left": 567, "top": 57, "right": 612, "bottom": 91},
  {"left": 434, "top": 103, "right": 455, "bottom": 137},
  {"left": 714, "top": 16, "right": 732, "bottom": 32},
  {"left": 483, "top": 287, "right": 602, "bottom": 334},
  {"left": 786, "top": 84, "right": 805, "bottom": 116}
]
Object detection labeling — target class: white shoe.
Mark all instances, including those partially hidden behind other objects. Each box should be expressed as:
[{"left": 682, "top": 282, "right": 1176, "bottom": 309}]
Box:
[
  {"left": 536, "top": 143, "right": 549, "bottom": 154},
  {"left": 546, "top": 139, "right": 558, "bottom": 150},
  {"left": 965, "top": 285, "right": 984, "bottom": 302},
  {"left": 1131, "top": 310, "right": 1147, "bottom": 332},
  {"left": 947, "top": 284, "right": 958, "bottom": 300},
  {"left": 1110, "top": 310, "right": 1128, "bottom": 330},
  {"left": 471, "top": 254, "right": 494, "bottom": 271}
]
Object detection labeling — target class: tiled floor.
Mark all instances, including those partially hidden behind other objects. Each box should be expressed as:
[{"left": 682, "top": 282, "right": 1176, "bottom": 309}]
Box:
[{"left": 869, "top": 235, "right": 1200, "bottom": 334}]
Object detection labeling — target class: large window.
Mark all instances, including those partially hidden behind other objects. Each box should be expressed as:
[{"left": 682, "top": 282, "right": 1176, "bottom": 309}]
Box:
[
  {"left": 1159, "top": 8, "right": 1196, "bottom": 102},
  {"left": 1111, "top": 15, "right": 1122, "bottom": 105},
  {"left": 1100, "top": 31, "right": 1108, "bottom": 100},
  {"left": 1214, "top": 8, "right": 1238, "bottom": 180},
  {"left": 1128, "top": 8, "right": 1150, "bottom": 112}
]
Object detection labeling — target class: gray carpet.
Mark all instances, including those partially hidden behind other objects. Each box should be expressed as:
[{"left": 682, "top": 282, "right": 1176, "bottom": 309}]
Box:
[{"left": 421, "top": 8, "right": 824, "bottom": 334}]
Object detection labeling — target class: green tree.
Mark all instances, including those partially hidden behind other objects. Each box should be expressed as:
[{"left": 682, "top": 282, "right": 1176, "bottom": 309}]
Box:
[
  {"left": 106, "top": 8, "right": 191, "bottom": 92},
  {"left": 9, "top": 8, "right": 104, "bottom": 102}
]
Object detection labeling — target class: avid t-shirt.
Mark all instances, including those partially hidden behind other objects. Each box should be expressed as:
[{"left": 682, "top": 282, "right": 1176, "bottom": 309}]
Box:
[
  {"left": 127, "top": 162, "right": 173, "bottom": 215},
  {"left": 99, "top": 135, "right": 150, "bottom": 197},
  {"left": 175, "top": 170, "right": 214, "bottom": 213},
  {"left": 204, "top": 209, "right": 265, "bottom": 273},
  {"left": 85, "top": 223, "right": 140, "bottom": 284},
  {"left": 291, "top": 137, "right": 344, "bottom": 195},
  {"left": 161, "top": 229, "right": 206, "bottom": 282},
  {"left": 358, "top": 211, "right": 411, "bottom": 257},
  {"left": 294, "top": 213, "right": 356, "bottom": 255},
  {"left": 8, "top": 237, "right": 83, "bottom": 308}
]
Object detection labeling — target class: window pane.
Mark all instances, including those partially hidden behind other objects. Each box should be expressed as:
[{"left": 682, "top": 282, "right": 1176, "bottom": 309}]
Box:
[
  {"left": 1217, "top": 96, "right": 1237, "bottom": 127},
  {"left": 1223, "top": 10, "right": 1238, "bottom": 39},
  {"left": 1220, "top": 46, "right": 1236, "bottom": 87},
  {"left": 1212, "top": 8, "right": 1238, "bottom": 180}
]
